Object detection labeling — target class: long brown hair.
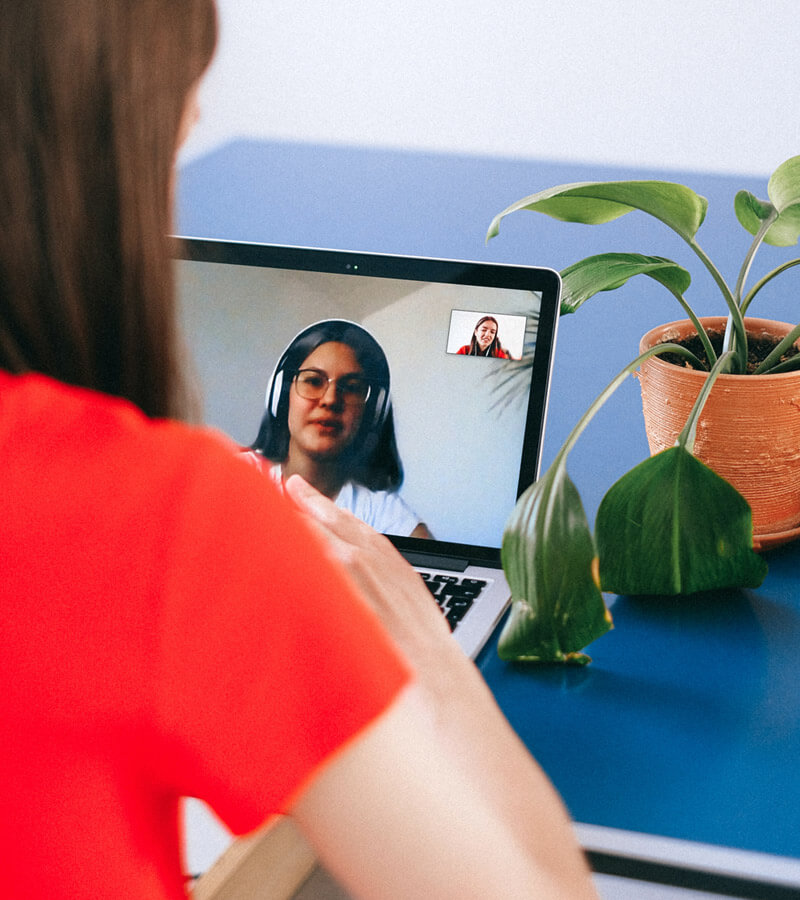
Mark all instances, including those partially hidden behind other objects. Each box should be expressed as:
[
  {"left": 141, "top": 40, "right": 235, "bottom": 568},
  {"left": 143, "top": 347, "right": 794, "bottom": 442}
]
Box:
[{"left": 0, "top": 0, "right": 217, "bottom": 419}]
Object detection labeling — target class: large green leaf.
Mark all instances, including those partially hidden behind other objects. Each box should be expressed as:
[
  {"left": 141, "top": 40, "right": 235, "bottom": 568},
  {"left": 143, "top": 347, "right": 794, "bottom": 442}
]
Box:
[
  {"left": 487, "top": 180, "right": 708, "bottom": 243},
  {"left": 561, "top": 252, "right": 692, "bottom": 314},
  {"left": 734, "top": 155, "right": 800, "bottom": 247},
  {"left": 498, "top": 463, "right": 613, "bottom": 664},
  {"left": 596, "top": 447, "right": 767, "bottom": 596}
]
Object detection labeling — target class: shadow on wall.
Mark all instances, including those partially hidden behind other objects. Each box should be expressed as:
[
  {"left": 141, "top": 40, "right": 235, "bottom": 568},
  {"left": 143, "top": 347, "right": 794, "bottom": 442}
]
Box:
[{"left": 176, "top": 138, "right": 769, "bottom": 265}]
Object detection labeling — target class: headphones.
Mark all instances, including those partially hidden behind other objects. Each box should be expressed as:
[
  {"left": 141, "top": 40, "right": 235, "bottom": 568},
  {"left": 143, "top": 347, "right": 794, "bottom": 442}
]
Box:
[{"left": 264, "top": 320, "right": 390, "bottom": 432}]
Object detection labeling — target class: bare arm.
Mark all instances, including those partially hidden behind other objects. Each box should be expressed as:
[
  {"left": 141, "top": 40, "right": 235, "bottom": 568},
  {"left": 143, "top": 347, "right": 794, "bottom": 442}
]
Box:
[{"left": 284, "top": 475, "right": 598, "bottom": 900}]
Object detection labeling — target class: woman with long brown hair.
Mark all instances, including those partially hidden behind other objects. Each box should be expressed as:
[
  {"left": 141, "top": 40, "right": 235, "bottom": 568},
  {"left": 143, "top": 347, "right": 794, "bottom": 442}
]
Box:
[
  {"left": 0, "top": 3, "right": 597, "bottom": 898},
  {"left": 456, "top": 315, "right": 512, "bottom": 358}
]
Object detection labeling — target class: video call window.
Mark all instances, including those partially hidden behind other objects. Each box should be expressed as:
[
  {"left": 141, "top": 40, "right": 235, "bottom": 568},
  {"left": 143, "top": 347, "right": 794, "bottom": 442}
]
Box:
[
  {"left": 177, "top": 258, "right": 542, "bottom": 550},
  {"left": 446, "top": 310, "right": 527, "bottom": 360}
]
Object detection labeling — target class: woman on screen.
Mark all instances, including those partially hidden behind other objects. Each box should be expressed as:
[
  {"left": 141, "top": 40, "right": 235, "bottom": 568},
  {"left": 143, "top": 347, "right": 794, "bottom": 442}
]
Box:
[
  {"left": 457, "top": 314, "right": 511, "bottom": 358},
  {"left": 249, "top": 319, "right": 432, "bottom": 539}
]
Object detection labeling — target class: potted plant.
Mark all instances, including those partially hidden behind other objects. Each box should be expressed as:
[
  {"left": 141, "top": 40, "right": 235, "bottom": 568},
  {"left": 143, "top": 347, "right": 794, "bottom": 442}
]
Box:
[{"left": 485, "top": 156, "right": 800, "bottom": 664}]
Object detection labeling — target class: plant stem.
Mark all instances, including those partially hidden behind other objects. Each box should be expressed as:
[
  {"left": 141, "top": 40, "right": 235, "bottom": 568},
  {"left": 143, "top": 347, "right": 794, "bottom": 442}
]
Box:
[
  {"left": 678, "top": 351, "right": 735, "bottom": 455},
  {"left": 762, "top": 354, "right": 800, "bottom": 374},
  {"left": 734, "top": 211, "right": 778, "bottom": 306},
  {"left": 666, "top": 286, "right": 717, "bottom": 367},
  {"left": 721, "top": 212, "right": 779, "bottom": 370},
  {"left": 752, "top": 322, "right": 800, "bottom": 374},
  {"left": 684, "top": 238, "right": 748, "bottom": 373},
  {"left": 741, "top": 258, "right": 800, "bottom": 314},
  {"left": 684, "top": 238, "right": 738, "bottom": 315},
  {"left": 554, "top": 343, "right": 703, "bottom": 468}
]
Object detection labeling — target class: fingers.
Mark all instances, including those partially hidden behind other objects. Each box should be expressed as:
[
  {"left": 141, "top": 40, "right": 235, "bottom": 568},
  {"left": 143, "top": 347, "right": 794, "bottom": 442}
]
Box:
[
  {"left": 284, "top": 472, "right": 330, "bottom": 516},
  {"left": 285, "top": 477, "right": 421, "bottom": 591},
  {"left": 284, "top": 475, "right": 453, "bottom": 649},
  {"left": 284, "top": 474, "right": 408, "bottom": 585},
  {"left": 285, "top": 474, "right": 381, "bottom": 548},
  {"left": 283, "top": 474, "right": 339, "bottom": 528}
]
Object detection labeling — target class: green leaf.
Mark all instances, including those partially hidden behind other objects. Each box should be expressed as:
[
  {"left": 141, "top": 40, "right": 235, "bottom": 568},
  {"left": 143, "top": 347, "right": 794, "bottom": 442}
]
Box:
[
  {"left": 498, "top": 463, "right": 613, "bottom": 663},
  {"left": 768, "top": 155, "right": 800, "bottom": 212},
  {"left": 560, "top": 253, "right": 692, "bottom": 314},
  {"left": 596, "top": 447, "right": 767, "bottom": 596},
  {"left": 734, "top": 156, "right": 800, "bottom": 247},
  {"left": 734, "top": 190, "right": 774, "bottom": 233},
  {"left": 487, "top": 180, "right": 708, "bottom": 243}
]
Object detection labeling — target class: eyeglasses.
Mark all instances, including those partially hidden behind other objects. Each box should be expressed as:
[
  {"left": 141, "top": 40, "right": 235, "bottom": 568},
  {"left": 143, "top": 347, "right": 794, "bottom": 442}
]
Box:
[{"left": 293, "top": 368, "right": 371, "bottom": 406}]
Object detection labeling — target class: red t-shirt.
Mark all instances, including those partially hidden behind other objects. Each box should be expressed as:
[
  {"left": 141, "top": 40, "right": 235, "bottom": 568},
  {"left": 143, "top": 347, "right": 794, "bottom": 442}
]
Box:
[{"left": 0, "top": 373, "right": 411, "bottom": 898}]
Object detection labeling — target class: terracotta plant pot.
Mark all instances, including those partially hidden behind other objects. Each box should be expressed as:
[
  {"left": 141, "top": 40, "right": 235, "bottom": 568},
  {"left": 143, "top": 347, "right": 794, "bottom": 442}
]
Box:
[{"left": 638, "top": 317, "right": 800, "bottom": 542}]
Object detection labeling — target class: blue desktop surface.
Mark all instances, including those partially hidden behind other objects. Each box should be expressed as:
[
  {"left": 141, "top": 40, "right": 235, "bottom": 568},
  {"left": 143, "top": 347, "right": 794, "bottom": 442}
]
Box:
[
  {"left": 476, "top": 543, "right": 800, "bottom": 858},
  {"left": 178, "top": 140, "right": 800, "bottom": 885}
]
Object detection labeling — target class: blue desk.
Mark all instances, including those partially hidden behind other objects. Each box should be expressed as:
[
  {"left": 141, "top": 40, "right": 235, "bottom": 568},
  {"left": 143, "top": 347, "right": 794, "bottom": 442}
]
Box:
[
  {"left": 476, "top": 544, "right": 800, "bottom": 897},
  {"left": 178, "top": 141, "right": 800, "bottom": 896}
]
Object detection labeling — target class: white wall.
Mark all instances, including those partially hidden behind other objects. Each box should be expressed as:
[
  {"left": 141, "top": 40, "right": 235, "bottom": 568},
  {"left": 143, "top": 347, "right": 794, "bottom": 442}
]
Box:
[{"left": 182, "top": 0, "right": 800, "bottom": 177}]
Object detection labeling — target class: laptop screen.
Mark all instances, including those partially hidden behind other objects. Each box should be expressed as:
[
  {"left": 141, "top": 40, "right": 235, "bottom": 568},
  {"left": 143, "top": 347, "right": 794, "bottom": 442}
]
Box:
[{"left": 174, "top": 238, "right": 560, "bottom": 563}]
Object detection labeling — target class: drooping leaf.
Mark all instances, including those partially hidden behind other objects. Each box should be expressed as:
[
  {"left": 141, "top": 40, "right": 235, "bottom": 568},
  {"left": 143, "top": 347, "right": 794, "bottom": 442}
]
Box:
[
  {"left": 498, "top": 462, "right": 613, "bottom": 664},
  {"left": 734, "top": 156, "right": 800, "bottom": 247},
  {"left": 734, "top": 190, "right": 773, "bottom": 228},
  {"left": 596, "top": 446, "right": 767, "bottom": 596},
  {"left": 560, "top": 253, "right": 692, "bottom": 314},
  {"left": 487, "top": 180, "right": 708, "bottom": 244}
]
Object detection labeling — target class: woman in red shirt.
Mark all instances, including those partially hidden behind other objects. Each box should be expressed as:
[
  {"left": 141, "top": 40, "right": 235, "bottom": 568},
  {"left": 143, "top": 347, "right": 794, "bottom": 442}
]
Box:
[
  {"left": 0, "top": 2, "right": 596, "bottom": 899},
  {"left": 457, "top": 315, "right": 512, "bottom": 358}
]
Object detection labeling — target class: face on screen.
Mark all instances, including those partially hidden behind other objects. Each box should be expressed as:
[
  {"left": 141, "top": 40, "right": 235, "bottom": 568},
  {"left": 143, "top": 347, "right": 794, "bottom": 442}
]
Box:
[
  {"left": 475, "top": 319, "right": 496, "bottom": 349},
  {"left": 286, "top": 342, "right": 368, "bottom": 462}
]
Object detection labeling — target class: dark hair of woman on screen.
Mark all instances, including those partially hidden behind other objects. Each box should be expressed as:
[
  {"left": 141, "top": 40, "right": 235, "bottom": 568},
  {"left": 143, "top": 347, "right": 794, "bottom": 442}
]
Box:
[{"left": 249, "top": 319, "right": 432, "bottom": 539}]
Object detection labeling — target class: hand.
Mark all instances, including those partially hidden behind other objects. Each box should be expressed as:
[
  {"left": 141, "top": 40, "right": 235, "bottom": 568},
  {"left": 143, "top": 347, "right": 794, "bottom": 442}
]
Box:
[
  {"left": 285, "top": 475, "right": 598, "bottom": 898},
  {"left": 283, "top": 475, "right": 456, "bottom": 675}
]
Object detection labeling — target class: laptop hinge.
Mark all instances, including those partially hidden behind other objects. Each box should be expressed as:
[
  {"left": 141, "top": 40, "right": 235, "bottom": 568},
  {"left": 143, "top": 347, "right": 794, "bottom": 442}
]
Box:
[{"left": 402, "top": 551, "right": 469, "bottom": 572}]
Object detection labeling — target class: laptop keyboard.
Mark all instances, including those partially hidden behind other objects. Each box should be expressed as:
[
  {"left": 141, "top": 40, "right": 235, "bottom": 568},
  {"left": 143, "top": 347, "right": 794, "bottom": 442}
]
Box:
[{"left": 419, "top": 573, "right": 488, "bottom": 631}]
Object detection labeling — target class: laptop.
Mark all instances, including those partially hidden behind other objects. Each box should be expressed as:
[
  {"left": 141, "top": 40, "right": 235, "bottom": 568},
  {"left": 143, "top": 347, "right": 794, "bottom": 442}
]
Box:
[{"left": 173, "top": 237, "right": 560, "bottom": 659}]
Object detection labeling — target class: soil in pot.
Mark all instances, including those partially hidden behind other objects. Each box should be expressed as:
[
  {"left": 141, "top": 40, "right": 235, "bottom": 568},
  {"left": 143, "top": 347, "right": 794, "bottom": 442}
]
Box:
[{"left": 657, "top": 329, "right": 800, "bottom": 373}]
